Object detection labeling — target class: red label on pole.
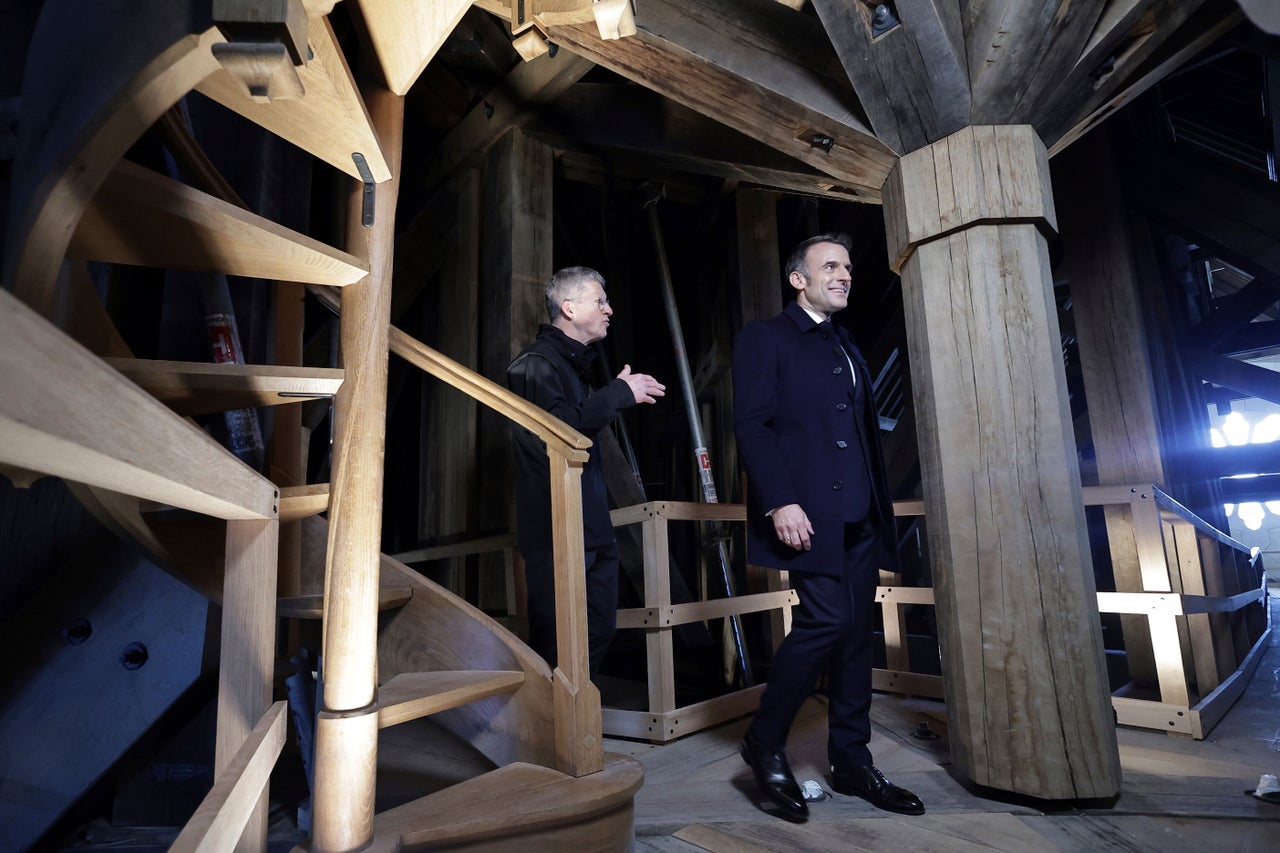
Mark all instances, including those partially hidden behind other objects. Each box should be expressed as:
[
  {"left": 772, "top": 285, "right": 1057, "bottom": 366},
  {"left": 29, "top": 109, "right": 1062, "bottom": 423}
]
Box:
[{"left": 207, "top": 314, "right": 240, "bottom": 364}]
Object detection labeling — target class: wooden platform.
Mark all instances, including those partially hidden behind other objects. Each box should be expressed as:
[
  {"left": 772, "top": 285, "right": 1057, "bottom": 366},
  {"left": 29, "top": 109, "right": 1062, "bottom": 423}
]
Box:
[
  {"left": 53, "top": 598, "right": 1280, "bottom": 852},
  {"left": 614, "top": 598, "right": 1280, "bottom": 852}
]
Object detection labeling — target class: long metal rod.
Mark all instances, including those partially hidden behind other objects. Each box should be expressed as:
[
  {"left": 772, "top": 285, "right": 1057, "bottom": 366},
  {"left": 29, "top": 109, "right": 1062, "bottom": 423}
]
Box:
[{"left": 642, "top": 193, "right": 752, "bottom": 686}]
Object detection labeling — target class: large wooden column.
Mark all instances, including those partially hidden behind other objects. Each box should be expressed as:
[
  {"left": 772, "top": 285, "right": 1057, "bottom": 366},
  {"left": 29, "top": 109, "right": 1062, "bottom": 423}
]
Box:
[
  {"left": 1054, "top": 128, "right": 1166, "bottom": 689},
  {"left": 312, "top": 86, "right": 403, "bottom": 852},
  {"left": 478, "top": 129, "right": 552, "bottom": 608},
  {"left": 883, "top": 125, "right": 1120, "bottom": 799}
]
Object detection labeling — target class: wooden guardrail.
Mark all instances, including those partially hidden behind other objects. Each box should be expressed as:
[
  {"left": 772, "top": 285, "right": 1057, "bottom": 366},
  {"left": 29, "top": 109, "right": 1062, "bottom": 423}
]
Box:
[
  {"left": 378, "top": 321, "right": 601, "bottom": 776},
  {"left": 607, "top": 485, "right": 1268, "bottom": 743},
  {"left": 170, "top": 702, "right": 288, "bottom": 853}
]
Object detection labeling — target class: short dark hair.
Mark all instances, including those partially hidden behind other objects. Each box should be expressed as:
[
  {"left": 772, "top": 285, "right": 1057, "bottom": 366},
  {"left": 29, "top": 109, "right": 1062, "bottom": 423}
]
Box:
[
  {"left": 545, "top": 266, "right": 605, "bottom": 321},
  {"left": 783, "top": 233, "right": 853, "bottom": 282}
]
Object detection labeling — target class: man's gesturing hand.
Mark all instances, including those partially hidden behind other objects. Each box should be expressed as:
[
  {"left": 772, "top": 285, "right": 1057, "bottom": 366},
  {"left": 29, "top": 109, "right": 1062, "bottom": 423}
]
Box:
[{"left": 618, "top": 364, "right": 666, "bottom": 404}]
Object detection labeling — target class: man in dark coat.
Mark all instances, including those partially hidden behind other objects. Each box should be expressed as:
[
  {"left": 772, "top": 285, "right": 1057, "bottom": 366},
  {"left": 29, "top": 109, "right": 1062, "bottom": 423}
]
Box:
[
  {"left": 507, "top": 266, "right": 665, "bottom": 680},
  {"left": 732, "top": 234, "right": 924, "bottom": 820}
]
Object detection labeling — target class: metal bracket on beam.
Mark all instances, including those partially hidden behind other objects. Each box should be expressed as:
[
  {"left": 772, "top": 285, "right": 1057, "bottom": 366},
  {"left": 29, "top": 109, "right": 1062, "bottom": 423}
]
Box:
[{"left": 352, "top": 153, "right": 375, "bottom": 227}]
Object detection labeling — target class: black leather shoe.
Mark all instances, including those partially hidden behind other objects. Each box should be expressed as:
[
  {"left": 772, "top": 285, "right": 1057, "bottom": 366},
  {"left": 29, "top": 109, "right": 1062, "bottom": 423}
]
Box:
[
  {"left": 740, "top": 736, "right": 809, "bottom": 819},
  {"left": 831, "top": 765, "right": 925, "bottom": 815}
]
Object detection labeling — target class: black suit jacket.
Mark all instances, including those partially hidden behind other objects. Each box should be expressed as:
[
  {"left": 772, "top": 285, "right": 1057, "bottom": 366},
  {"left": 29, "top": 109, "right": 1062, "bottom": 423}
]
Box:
[{"left": 732, "top": 302, "right": 899, "bottom": 577}]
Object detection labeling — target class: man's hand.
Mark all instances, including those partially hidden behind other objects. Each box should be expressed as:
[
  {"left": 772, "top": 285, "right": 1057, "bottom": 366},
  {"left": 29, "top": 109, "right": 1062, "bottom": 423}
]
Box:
[
  {"left": 618, "top": 364, "right": 666, "bottom": 404},
  {"left": 771, "top": 504, "right": 813, "bottom": 551}
]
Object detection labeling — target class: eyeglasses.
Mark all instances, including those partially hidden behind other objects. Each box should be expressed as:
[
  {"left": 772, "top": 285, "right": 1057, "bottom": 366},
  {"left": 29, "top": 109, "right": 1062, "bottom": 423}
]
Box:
[{"left": 570, "top": 295, "right": 610, "bottom": 311}]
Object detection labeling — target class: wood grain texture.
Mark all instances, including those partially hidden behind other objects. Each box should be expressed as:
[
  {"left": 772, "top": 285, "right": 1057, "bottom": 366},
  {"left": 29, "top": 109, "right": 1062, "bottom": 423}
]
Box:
[
  {"left": 71, "top": 159, "right": 367, "bottom": 286},
  {"left": 1054, "top": 129, "right": 1166, "bottom": 687},
  {"left": 278, "top": 483, "right": 330, "bottom": 521},
  {"left": 548, "top": 451, "right": 604, "bottom": 775},
  {"left": 546, "top": 0, "right": 894, "bottom": 200},
  {"left": 525, "top": 84, "right": 865, "bottom": 201},
  {"left": 883, "top": 125, "right": 1056, "bottom": 272},
  {"left": 0, "top": 289, "right": 277, "bottom": 520},
  {"left": 215, "top": 518, "right": 279, "bottom": 852},
  {"left": 196, "top": 14, "right": 392, "bottom": 181},
  {"left": 377, "top": 670, "right": 525, "bottom": 728},
  {"left": 357, "top": 0, "right": 472, "bottom": 96},
  {"left": 419, "top": 171, "right": 481, "bottom": 586},
  {"left": 1041, "top": 0, "right": 1229, "bottom": 155},
  {"left": 370, "top": 536, "right": 560, "bottom": 770},
  {"left": 966, "top": 0, "right": 1109, "bottom": 126},
  {"left": 313, "top": 708, "right": 379, "bottom": 850},
  {"left": 171, "top": 702, "right": 287, "bottom": 853},
  {"left": 735, "top": 190, "right": 784, "bottom": 325},
  {"left": 369, "top": 754, "right": 643, "bottom": 852},
  {"left": 811, "top": 0, "right": 970, "bottom": 154},
  {"left": 888, "top": 126, "right": 1119, "bottom": 797},
  {"left": 312, "top": 84, "right": 403, "bottom": 853},
  {"left": 6, "top": 4, "right": 223, "bottom": 317},
  {"left": 104, "top": 358, "right": 343, "bottom": 416},
  {"left": 410, "top": 50, "right": 594, "bottom": 196}
]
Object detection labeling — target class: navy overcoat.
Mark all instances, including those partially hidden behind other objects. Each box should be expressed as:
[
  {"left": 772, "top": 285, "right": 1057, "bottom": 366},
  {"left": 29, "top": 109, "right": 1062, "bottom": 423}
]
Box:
[{"left": 732, "top": 301, "right": 900, "bottom": 577}]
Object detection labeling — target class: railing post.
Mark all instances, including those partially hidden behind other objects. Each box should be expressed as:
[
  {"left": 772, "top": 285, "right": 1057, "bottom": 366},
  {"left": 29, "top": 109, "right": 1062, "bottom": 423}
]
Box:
[
  {"left": 642, "top": 507, "right": 676, "bottom": 722},
  {"left": 546, "top": 447, "right": 604, "bottom": 776}
]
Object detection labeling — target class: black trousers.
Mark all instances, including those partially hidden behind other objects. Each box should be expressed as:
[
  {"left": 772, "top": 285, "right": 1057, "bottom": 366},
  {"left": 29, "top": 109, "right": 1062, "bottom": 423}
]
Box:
[
  {"left": 522, "top": 541, "right": 620, "bottom": 681},
  {"left": 747, "top": 519, "right": 879, "bottom": 770}
]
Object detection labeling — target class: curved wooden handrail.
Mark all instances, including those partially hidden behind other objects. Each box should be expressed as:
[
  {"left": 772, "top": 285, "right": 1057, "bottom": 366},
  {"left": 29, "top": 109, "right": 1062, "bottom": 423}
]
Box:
[
  {"left": 309, "top": 285, "right": 592, "bottom": 462},
  {"left": 388, "top": 327, "right": 592, "bottom": 462}
]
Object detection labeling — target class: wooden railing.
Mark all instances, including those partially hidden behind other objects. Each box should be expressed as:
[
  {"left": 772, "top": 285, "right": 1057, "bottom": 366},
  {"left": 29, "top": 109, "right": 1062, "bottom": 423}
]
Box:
[
  {"left": 606, "top": 485, "right": 1269, "bottom": 742},
  {"left": 382, "top": 324, "right": 603, "bottom": 776},
  {"left": 170, "top": 702, "right": 288, "bottom": 853},
  {"left": 605, "top": 501, "right": 798, "bottom": 742}
]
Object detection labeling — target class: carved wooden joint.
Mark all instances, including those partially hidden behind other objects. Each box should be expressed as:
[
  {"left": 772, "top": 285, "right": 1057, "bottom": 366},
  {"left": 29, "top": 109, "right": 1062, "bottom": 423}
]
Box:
[
  {"left": 882, "top": 125, "right": 1057, "bottom": 274},
  {"left": 212, "top": 0, "right": 310, "bottom": 102}
]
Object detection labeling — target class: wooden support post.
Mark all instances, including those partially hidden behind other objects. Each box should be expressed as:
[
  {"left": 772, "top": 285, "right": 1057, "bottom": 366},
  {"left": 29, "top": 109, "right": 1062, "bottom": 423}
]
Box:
[
  {"left": 642, "top": 511, "right": 676, "bottom": 724},
  {"left": 270, "top": 281, "right": 307, "bottom": 598},
  {"left": 547, "top": 448, "right": 604, "bottom": 776},
  {"left": 1054, "top": 126, "right": 1169, "bottom": 688},
  {"left": 883, "top": 125, "right": 1120, "bottom": 799},
  {"left": 312, "top": 85, "right": 404, "bottom": 853},
  {"left": 479, "top": 128, "right": 553, "bottom": 610},
  {"left": 419, "top": 170, "right": 481, "bottom": 595},
  {"left": 218, "top": 517, "right": 280, "bottom": 853}
]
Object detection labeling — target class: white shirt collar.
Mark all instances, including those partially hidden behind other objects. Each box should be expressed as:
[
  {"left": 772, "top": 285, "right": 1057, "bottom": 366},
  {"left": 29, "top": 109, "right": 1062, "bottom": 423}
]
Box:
[{"left": 799, "top": 305, "right": 829, "bottom": 326}]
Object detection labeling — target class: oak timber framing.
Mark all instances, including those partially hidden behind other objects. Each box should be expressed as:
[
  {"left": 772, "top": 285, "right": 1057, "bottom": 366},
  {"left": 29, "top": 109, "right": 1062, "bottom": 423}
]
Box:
[{"left": 615, "top": 488, "right": 1264, "bottom": 745}]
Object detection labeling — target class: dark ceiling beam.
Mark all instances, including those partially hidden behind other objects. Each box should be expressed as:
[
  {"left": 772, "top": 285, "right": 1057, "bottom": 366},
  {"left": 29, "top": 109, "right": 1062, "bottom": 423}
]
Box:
[
  {"left": 808, "top": 0, "right": 969, "bottom": 154},
  {"left": 543, "top": 0, "right": 895, "bottom": 201},
  {"left": 524, "top": 83, "right": 867, "bottom": 200},
  {"left": 1137, "top": 153, "right": 1280, "bottom": 283},
  {"left": 1219, "top": 473, "right": 1280, "bottom": 503},
  {"left": 1043, "top": 0, "right": 1237, "bottom": 155},
  {"left": 1215, "top": 320, "right": 1280, "bottom": 358},
  {"left": 1191, "top": 276, "right": 1280, "bottom": 351},
  {"left": 1193, "top": 350, "right": 1280, "bottom": 406},
  {"left": 403, "top": 48, "right": 594, "bottom": 197},
  {"left": 1195, "top": 441, "right": 1280, "bottom": 478},
  {"left": 966, "top": 0, "right": 1110, "bottom": 127}
]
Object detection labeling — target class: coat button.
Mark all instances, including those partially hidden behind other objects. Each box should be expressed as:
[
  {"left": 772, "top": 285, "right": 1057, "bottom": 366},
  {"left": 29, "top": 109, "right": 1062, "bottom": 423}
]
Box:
[
  {"left": 832, "top": 481, "right": 844, "bottom": 490},
  {"left": 833, "top": 366, "right": 843, "bottom": 374},
  {"left": 836, "top": 402, "right": 848, "bottom": 411},
  {"left": 836, "top": 440, "right": 848, "bottom": 449}
]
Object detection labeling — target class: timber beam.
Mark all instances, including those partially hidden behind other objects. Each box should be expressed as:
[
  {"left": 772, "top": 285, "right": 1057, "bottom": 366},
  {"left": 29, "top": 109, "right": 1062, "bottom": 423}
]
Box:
[
  {"left": 543, "top": 0, "right": 894, "bottom": 200},
  {"left": 810, "top": 0, "right": 969, "bottom": 154}
]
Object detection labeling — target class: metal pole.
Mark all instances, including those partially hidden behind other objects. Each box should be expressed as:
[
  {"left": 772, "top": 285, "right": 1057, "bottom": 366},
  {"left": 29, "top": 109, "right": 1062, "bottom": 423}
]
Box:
[{"left": 641, "top": 189, "right": 752, "bottom": 686}]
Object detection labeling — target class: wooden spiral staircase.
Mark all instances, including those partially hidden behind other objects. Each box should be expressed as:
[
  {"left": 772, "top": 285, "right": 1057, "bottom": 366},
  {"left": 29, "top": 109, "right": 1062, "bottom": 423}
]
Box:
[{"left": 1, "top": 2, "right": 642, "bottom": 850}]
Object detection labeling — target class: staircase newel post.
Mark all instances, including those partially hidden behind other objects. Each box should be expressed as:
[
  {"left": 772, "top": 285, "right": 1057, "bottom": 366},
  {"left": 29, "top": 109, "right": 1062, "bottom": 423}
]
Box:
[
  {"left": 547, "top": 447, "right": 605, "bottom": 776},
  {"left": 312, "top": 81, "right": 403, "bottom": 851}
]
